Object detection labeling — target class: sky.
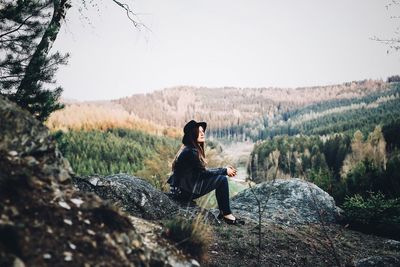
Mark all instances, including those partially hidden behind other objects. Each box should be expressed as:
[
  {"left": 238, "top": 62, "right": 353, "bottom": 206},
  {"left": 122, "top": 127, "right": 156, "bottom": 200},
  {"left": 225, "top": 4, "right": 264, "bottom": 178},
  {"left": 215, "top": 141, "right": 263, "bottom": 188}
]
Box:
[{"left": 53, "top": 0, "right": 400, "bottom": 101}]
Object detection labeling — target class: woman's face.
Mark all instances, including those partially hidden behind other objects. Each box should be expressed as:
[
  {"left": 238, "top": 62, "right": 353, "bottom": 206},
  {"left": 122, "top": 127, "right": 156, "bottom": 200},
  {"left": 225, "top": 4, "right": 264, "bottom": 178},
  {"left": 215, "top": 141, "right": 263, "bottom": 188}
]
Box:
[{"left": 197, "top": 126, "right": 205, "bottom": 143}]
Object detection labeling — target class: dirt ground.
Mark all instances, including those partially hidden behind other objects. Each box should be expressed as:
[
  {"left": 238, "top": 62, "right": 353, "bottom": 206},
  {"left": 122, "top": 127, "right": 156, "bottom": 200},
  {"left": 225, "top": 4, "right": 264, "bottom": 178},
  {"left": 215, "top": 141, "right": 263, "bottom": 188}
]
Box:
[
  {"left": 1, "top": 177, "right": 399, "bottom": 267},
  {"left": 205, "top": 219, "right": 400, "bottom": 267},
  {"left": 0, "top": 178, "right": 153, "bottom": 267}
]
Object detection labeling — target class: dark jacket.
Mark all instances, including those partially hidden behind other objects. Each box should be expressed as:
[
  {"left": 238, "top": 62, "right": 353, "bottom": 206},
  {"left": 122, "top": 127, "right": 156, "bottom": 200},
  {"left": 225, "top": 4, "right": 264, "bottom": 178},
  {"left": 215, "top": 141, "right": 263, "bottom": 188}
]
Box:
[{"left": 168, "top": 145, "right": 227, "bottom": 195}]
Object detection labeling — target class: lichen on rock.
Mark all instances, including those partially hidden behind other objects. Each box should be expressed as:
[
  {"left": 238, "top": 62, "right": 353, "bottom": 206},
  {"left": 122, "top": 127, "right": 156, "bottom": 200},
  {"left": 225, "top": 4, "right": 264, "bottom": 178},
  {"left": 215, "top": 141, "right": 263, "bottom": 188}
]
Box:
[
  {"left": 73, "top": 174, "right": 180, "bottom": 220},
  {"left": 231, "top": 178, "right": 342, "bottom": 225}
]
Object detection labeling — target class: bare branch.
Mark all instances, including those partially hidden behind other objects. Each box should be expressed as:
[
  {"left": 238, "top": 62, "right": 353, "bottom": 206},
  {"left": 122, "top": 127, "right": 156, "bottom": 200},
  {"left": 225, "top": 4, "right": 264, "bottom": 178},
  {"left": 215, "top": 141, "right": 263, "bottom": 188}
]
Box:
[
  {"left": 248, "top": 150, "right": 280, "bottom": 265},
  {"left": 111, "top": 0, "right": 138, "bottom": 27},
  {"left": 371, "top": 36, "right": 400, "bottom": 52},
  {"left": 306, "top": 182, "right": 341, "bottom": 266},
  {"left": 386, "top": 0, "right": 400, "bottom": 9},
  {"left": 111, "top": 0, "right": 151, "bottom": 32}
]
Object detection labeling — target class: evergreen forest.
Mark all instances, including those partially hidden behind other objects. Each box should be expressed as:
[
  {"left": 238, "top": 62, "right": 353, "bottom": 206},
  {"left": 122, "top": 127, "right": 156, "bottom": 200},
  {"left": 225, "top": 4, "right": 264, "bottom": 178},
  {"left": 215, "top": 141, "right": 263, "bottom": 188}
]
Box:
[
  {"left": 52, "top": 128, "right": 181, "bottom": 191},
  {"left": 210, "top": 83, "right": 400, "bottom": 141},
  {"left": 245, "top": 83, "right": 400, "bottom": 233}
]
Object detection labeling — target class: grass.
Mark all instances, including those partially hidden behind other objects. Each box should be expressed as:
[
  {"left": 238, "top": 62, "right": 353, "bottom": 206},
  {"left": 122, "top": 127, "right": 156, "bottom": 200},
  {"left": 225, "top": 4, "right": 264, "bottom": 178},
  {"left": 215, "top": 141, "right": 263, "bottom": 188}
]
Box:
[{"left": 163, "top": 215, "right": 212, "bottom": 262}]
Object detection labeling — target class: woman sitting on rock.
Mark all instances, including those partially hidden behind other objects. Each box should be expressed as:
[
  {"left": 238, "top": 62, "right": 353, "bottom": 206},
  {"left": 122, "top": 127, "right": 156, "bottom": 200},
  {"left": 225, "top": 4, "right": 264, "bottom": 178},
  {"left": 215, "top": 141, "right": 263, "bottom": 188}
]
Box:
[{"left": 167, "top": 120, "right": 243, "bottom": 225}]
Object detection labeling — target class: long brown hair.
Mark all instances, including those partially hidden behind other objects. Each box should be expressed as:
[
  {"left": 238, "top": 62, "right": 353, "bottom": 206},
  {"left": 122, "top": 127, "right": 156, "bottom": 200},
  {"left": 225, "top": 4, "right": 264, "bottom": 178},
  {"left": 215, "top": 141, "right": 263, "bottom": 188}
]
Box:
[{"left": 172, "top": 126, "right": 207, "bottom": 171}]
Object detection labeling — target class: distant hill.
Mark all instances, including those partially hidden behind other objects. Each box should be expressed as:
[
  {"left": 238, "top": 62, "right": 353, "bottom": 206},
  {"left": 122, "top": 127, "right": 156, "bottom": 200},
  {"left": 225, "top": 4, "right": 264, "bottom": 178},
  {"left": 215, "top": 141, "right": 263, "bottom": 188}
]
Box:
[
  {"left": 46, "top": 102, "right": 180, "bottom": 138},
  {"left": 112, "top": 79, "right": 388, "bottom": 130},
  {"left": 49, "top": 79, "right": 389, "bottom": 136},
  {"left": 59, "top": 97, "right": 79, "bottom": 104},
  {"left": 219, "top": 82, "right": 400, "bottom": 141}
]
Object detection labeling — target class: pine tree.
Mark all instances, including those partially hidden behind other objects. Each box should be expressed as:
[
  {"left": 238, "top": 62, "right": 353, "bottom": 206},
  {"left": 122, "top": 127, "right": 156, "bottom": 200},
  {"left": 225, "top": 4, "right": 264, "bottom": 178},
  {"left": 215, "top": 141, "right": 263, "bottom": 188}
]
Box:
[
  {"left": 1, "top": 0, "right": 140, "bottom": 121},
  {"left": 0, "top": 0, "right": 71, "bottom": 121}
]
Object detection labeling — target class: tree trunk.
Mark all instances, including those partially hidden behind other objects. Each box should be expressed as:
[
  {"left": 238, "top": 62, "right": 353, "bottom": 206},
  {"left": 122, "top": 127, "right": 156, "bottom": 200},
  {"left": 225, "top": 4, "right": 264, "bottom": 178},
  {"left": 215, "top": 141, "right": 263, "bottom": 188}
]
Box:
[{"left": 16, "top": 0, "right": 71, "bottom": 104}]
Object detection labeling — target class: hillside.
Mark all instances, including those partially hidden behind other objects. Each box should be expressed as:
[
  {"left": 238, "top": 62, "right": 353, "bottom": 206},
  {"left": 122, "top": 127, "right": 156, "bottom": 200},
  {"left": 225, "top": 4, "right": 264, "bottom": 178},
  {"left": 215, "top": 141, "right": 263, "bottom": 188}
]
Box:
[
  {"left": 217, "top": 82, "right": 400, "bottom": 140},
  {"left": 112, "top": 80, "right": 388, "bottom": 130},
  {"left": 52, "top": 128, "right": 180, "bottom": 180},
  {"left": 46, "top": 102, "right": 181, "bottom": 138},
  {"left": 46, "top": 80, "right": 390, "bottom": 139}
]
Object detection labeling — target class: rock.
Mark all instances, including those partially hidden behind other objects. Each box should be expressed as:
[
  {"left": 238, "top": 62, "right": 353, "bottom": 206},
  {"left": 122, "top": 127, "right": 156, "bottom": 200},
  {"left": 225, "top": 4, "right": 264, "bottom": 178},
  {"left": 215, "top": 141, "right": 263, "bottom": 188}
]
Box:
[
  {"left": 354, "top": 256, "right": 400, "bottom": 267},
  {"left": 73, "top": 174, "right": 180, "bottom": 220},
  {"left": 190, "top": 259, "right": 200, "bottom": 266},
  {"left": 73, "top": 174, "right": 220, "bottom": 224},
  {"left": 0, "top": 95, "right": 73, "bottom": 186},
  {"left": 43, "top": 253, "right": 52, "bottom": 259},
  {"left": 13, "top": 257, "right": 25, "bottom": 267},
  {"left": 231, "top": 178, "right": 341, "bottom": 225},
  {"left": 384, "top": 239, "right": 400, "bottom": 251},
  {"left": 63, "top": 251, "right": 73, "bottom": 261},
  {"left": 0, "top": 96, "right": 197, "bottom": 267}
]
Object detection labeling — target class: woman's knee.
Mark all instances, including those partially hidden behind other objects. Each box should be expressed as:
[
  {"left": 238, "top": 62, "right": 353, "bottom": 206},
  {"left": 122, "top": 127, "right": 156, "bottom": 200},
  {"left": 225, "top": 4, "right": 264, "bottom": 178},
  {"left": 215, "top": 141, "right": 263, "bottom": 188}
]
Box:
[{"left": 218, "top": 175, "right": 228, "bottom": 186}]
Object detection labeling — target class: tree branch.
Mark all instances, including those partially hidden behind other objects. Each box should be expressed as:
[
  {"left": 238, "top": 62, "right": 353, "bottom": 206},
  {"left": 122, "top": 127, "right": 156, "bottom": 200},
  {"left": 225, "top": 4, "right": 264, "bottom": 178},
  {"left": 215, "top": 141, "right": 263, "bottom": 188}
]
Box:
[
  {"left": 0, "top": 1, "right": 52, "bottom": 39},
  {"left": 0, "top": 14, "right": 35, "bottom": 39},
  {"left": 248, "top": 151, "right": 279, "bottom": 265},
  {"left": 0, "top": 74, "right": 24, "bottom": 79},
  {"left": 111, "top": 0, "right": 150, "bottom": 31},
  {"left": 16, "top": 0, "right": 71, "bottom": 118},
  {"left": 306, "top": 182, "right": 341, "bottom": 266},
  {"left": 111, "top": 0, "right": 138, "bottom": 27}
]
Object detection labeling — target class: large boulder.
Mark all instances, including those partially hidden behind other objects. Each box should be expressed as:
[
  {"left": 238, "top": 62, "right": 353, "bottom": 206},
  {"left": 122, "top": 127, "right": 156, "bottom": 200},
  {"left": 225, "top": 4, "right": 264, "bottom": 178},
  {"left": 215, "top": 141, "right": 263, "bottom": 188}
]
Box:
[
  {"left": 354, "top": 256, "right": 400, "bottom": 267},
  {"left": 231, "top": 178, "right": 342, "bottom": 225},
  {"left": 73, "top": 174, "right": 180, "bottom": 220},
  {"left": 0, "top": 96, "right": 72, "bottom": 187},
  {"left": 73, "top": 175, "right": 220, "bottom": 224}
]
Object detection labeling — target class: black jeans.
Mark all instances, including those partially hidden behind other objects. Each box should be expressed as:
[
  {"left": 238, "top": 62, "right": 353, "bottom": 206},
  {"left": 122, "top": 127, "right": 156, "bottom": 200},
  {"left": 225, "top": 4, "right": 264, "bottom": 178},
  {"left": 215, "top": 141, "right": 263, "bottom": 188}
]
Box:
[{"left": 178, "top": 175, "right": 232, "bottom": 215}]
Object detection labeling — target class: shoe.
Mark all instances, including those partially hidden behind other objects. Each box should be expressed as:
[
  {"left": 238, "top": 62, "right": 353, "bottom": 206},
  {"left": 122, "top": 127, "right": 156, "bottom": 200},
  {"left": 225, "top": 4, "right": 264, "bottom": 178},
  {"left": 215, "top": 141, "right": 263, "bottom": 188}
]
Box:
[
  {"left": 222, "top": 216, "right": 245, "bottom": 225},
  {"left": 217, "top": 212, "right": 245, "bottom": 225}
]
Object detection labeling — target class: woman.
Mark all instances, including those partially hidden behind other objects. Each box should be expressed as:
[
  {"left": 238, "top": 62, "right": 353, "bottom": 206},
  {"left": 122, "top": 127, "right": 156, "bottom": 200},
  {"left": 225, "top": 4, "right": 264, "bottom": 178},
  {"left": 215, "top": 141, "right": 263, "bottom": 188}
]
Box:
[{"left": 167, "top": 120, "right": 243, "bottom": 225}]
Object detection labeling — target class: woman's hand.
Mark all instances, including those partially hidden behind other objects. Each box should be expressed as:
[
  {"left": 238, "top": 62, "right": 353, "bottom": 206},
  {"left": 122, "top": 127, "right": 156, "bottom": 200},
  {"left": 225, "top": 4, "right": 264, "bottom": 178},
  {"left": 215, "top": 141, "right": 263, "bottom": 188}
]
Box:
[{"left": 227, "top": 166, "right": 237, "bottom": 177}]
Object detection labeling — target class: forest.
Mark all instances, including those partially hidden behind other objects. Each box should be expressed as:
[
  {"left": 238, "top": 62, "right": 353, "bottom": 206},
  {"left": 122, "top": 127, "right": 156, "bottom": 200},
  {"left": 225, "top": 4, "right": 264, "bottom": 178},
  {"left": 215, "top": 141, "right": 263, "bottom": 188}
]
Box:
[
  {"left": 113, "top": 79, "right": 387, "bottom": 129},
  {"left": 211, "top": 83, "right": 400, "bottom": 141},
  {"left": 51, "top": 127, "right": 231, "bottom": 192},
  {"left": 245, "top": 84, "right": 400, "bottom": 233},
  {"left": 52, "top": 128, "right": 181, "bottom": 191}
]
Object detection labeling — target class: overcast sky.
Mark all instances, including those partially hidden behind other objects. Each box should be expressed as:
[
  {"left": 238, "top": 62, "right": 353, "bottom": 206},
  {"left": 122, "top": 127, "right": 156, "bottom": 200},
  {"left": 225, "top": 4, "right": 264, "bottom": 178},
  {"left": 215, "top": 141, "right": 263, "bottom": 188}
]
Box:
[{"left": 53, "top": 0, "right": 400, "bottom": 101}]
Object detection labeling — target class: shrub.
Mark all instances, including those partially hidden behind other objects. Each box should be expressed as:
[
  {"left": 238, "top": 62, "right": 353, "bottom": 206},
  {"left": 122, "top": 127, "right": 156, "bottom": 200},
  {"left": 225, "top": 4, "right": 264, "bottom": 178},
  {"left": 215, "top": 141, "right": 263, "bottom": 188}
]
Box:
[
  {"left": 163, "top": 216, "right": 212, "bottom": 261},
  {"left": 309, "top": 167, "right": 333, "bottom": 193},
  {"left": 342, "top": 192, "right": 400, "bottom": 225},
  {"left": 344, "top": 160, "right": 383, "bottom": 198}
]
